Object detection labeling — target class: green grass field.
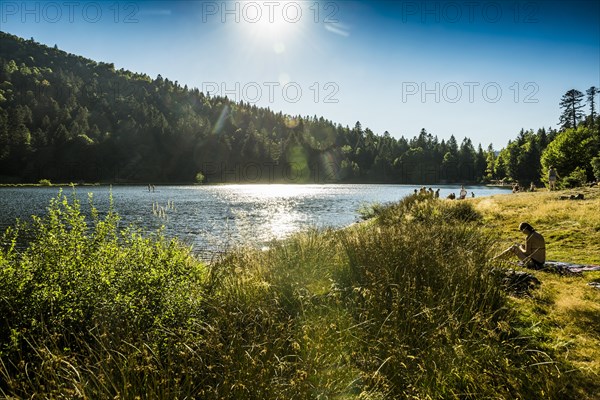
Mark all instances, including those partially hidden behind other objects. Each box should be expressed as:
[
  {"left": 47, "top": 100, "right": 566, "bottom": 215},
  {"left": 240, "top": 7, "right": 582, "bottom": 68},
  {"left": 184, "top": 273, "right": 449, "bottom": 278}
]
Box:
[
  {"left": 1, "top": 187, "right": 599, "bottom": 398},
  {"left": 473, "top": 187, "right": 600, "bottom": 399}
]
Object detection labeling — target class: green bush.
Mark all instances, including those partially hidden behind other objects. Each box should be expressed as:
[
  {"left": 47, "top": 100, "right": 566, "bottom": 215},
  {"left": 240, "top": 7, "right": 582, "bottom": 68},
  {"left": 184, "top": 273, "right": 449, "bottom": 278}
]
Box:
[
  {"left": 591, "top": 156, "right": 600, "bottom": 180},
  {"left": 563, "top": 166, "right": 588, "bottom": 188},
  {"left": 38, "top": 178, "right": 51, "bottom": 186},
  {"left": 0, "top": 192, "right": 208, "bottom": 397}
]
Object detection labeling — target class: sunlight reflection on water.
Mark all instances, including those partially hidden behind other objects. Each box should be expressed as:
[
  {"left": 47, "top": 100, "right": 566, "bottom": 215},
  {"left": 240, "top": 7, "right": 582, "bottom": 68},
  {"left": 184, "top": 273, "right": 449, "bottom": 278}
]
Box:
[{"left": 0, "top": 184, "right": 511, "bottom": 260}]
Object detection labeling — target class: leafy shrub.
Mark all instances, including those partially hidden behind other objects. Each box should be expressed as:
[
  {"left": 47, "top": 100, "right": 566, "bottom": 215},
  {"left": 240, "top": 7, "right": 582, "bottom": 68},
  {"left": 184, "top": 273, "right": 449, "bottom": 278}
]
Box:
[
  {"left": 540, "top": 126, "right": 594, "bottom": 185},
  {"left": 563, "top": 166, "right": 588, "bottom": 188},
  {"left": 591, "top": 156, "right": 600, "bottom": 180},
  {"left": 0, "top": 192, "right": 208, "bottom": 397},
  {"left": 38, "top": 178, "right": 51, "bottom": 186}
]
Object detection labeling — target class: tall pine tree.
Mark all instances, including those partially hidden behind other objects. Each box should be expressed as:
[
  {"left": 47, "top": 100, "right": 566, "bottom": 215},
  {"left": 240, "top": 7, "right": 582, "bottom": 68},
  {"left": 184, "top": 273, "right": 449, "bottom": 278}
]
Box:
[
  {"left": 559, "top": 89, "right": 585, "bottom": 130},
  {"left": 586, "top": 86, "right": 598, "bottom": 125}
]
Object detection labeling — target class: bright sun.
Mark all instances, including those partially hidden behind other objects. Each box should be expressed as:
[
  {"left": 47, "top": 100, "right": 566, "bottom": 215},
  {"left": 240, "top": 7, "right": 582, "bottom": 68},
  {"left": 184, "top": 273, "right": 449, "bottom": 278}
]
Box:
[{"left": 240, "top": 1, "right": 303, "bottom": 42}]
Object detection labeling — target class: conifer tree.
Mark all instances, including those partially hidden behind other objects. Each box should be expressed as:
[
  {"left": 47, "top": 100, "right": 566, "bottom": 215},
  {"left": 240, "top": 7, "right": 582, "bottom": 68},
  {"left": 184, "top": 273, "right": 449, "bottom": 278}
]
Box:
[{"left": 559, "top": 89, "right": 585, "bottom": 130}]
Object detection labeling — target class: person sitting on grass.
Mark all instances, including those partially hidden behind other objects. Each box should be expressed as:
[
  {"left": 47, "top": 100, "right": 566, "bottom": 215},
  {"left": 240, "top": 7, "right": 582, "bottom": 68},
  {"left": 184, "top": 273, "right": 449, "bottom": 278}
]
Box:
[{"left": 494, "top": 222, "right": 546, "bottom": 269}]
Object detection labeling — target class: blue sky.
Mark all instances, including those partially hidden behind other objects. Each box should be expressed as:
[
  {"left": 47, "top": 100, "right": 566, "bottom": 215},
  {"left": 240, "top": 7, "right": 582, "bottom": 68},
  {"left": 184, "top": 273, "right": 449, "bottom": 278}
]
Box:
[{"left": 2, "top": 0, "right": 599, "bottom": 148}]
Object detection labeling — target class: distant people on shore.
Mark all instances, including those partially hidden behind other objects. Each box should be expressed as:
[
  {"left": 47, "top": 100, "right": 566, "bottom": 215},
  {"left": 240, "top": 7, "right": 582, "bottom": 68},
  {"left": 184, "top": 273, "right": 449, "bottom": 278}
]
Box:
[
  {"left": 530, "top": 182, "right": 536, "bottom": 192},
  {"left": 411, "top": 187, "right": 477, "bottom": 200},
  {"left": 512, "top": 183, "right": 520, "bottom": 193},
  {"left": 493, "top": 222, "right": 546, "bottom": 269},
  {"left": 548, "top": 166, "right": 559, "bottom": 191}
]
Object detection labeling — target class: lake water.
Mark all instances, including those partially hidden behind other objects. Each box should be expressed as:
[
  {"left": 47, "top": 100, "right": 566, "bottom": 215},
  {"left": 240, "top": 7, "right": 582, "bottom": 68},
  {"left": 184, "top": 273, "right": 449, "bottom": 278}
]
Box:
[{"left": 0, "top": 184, "right": 510, "bottom": 259}]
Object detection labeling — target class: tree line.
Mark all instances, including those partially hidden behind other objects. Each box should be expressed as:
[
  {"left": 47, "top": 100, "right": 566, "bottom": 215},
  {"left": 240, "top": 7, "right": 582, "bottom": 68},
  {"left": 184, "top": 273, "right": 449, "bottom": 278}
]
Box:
[
  {"left": 491, "top": 88, "right": 600, "bottom": 188},
  {"left": 0, "top": 32, "right": 598, "bottom": 186}
]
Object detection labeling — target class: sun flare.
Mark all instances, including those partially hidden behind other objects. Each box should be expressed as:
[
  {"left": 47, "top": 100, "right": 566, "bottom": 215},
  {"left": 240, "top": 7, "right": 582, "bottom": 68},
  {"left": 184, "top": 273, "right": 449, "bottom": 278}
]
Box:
[{"left": 239, "top": 1, "right": 304, "bottom": 42}]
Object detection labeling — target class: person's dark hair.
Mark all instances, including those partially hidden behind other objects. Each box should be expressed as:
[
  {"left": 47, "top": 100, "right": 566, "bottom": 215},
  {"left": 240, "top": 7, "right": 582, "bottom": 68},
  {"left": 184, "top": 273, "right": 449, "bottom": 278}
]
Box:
[{"left": 519, "top": 222, "right": 534, "bottom": 232}]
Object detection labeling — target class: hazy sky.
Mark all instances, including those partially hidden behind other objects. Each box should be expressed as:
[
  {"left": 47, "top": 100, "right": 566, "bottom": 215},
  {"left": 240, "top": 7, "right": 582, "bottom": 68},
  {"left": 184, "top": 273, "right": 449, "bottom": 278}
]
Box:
[{"left": 2, "top": 0, "right": 599, "bottom": 148}]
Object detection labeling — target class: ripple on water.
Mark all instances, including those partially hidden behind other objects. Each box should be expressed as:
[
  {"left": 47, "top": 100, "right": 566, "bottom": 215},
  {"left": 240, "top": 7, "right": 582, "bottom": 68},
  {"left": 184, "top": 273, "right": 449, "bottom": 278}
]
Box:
[{"left": 0, "top": 184, "right": 511, "bottom": 259}]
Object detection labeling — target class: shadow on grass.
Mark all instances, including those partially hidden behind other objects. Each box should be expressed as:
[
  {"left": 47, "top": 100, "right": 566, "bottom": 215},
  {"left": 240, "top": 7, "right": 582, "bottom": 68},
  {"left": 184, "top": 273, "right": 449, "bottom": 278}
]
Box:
[{"left": 568, "top": 307, "right": 600, "bottom": 338}]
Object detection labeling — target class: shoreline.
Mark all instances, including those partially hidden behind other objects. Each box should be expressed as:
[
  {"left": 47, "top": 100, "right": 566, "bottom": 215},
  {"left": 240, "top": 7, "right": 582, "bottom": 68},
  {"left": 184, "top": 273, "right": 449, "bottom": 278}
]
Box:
[{"left": 0, "top": 182, "right": 515, "bottom": 188}]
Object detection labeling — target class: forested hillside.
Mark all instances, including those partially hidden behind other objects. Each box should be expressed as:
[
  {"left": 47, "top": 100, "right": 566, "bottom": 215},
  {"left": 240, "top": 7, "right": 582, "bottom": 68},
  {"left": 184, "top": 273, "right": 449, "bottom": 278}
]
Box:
[
  {"left": 0, "top": 32, "right": 489, "bottom": 184},
  {"left": 0, "top": 32, "right": 597, "bottom": 185}
]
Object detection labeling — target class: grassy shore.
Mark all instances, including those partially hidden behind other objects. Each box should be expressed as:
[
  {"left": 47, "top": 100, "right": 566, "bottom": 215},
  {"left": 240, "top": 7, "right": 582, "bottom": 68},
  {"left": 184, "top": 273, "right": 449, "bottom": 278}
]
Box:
[
  {"left": 473, "top": 187, "right": 600, "bottom": 399},
  {"left": 0, "top": 188, "right": 599, "bottom": 398}
]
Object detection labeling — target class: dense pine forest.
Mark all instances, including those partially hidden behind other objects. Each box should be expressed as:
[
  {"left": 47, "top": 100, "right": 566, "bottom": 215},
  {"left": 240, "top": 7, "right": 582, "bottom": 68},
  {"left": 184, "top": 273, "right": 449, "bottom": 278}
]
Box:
[{"left": 1, "top": 32, "right": 598, "bottom": 185}]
